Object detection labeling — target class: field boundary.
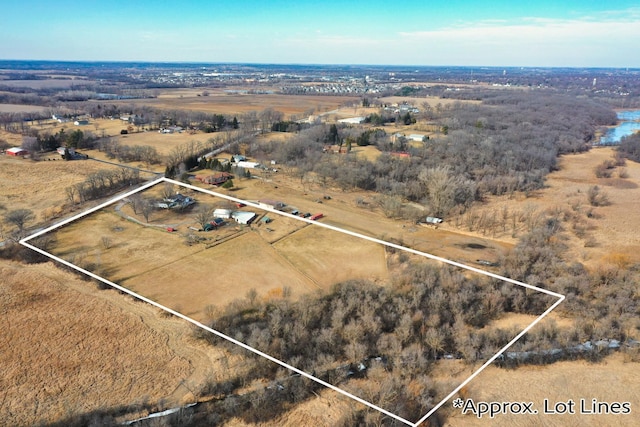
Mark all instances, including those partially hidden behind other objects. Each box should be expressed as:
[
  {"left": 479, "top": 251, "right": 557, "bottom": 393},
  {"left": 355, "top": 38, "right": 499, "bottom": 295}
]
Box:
[{"left": 21, "top": 176, "right": 565, "bottom": 427}]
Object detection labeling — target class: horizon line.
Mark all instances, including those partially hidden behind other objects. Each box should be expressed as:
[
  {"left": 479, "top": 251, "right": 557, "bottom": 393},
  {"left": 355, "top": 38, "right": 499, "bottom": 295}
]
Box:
[{"left": 0, "top": 59, "right": 638, "bottom": 70}]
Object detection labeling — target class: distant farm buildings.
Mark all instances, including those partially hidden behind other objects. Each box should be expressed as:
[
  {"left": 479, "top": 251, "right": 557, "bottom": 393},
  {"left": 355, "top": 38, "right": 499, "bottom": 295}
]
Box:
[
  {"left": 213, "top": 208, "right": 256, "bottom": 225},
  {"left": 6, "top": 147, "right": 29, "bottom": 157},
  {"left": 159, "top": 126, "right": 183, "bottom": 134}
]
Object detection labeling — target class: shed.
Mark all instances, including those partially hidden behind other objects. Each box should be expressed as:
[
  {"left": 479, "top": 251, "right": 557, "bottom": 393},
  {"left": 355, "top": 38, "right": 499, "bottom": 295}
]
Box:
[
  {"left": 258, "top": 199, "right": 285, "bottom": 210},
  {"left": 213, "top": 209, "right": 232, "bottom": 219},
  {"left": 232, "top": 211, "right": 256, "bottom": 225},
  {"left": 6, "top": 147, "right": 28, "bottom": 157}
]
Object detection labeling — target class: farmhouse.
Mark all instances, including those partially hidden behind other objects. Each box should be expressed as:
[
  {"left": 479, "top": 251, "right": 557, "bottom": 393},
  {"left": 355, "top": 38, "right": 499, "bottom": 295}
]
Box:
[
  {"left": 159, "top": 126, "right": 183, "bottom": 134},
  {"left": 6, "top": 147, "right": 29, "bottom": 157},
  {"left": 197, "top": 172, "right": 233, "bottom": 185},
  {"left": 157, "top": 193, "right": 195, "bottom": 209}
]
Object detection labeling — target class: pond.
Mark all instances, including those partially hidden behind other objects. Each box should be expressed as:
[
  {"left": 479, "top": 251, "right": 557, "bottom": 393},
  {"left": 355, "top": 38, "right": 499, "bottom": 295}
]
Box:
[{"left": 600, "top": 110, "right": 640, "bottom": 145}]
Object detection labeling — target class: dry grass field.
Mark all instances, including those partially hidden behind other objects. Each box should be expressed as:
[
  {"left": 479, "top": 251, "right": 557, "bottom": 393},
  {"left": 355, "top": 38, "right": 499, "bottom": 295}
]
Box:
[
  {"left": 0, "top": 154, "right": 122, "bottom": 228},
  {"left": 0, "top": 103, "right": 49, "bottom": 113},
  {"left": 105, "top": 89, "right": 358, "bottom": 119},
  {"left": 6, "top": 92, "right": 637, "bottom": 425},
  {"left": 0, "top": 259, "right": 211, "bottom": 426},
  {"left": 443, "top": 352, "right": 640, "bottom": 426},
  {"left": 441, "top": 147, "right": 640, "bottom": 267},
  {"left": 42, "top": 191, "right": 391, "bottom": 322}
]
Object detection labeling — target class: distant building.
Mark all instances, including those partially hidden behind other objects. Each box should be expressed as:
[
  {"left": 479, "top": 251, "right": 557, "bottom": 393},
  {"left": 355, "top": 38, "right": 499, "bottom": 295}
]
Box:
[
  {"left": 258, "top": 199, "right": 285, "bottom": 210},
  {"left": 157, "top": 193, "right": 195, "bottom": 209},
  {"left": 6, "top": 147, "right": 28, "bottom": 157},
  {"left": 74, "top": 119, "right": 89, "bottom": 126},
  {"left": 213, "top": 209, "right": 232, "bottom": 219},
  {"left": 197, "top": 172, "right": 233, "bottom": 185},
  {"left": 408, "top": 134, "right": 427, "bottom": 142},
  {"left": 232, "top": 211, "right": 256, "bottom": 225},
  {"left": 337, "top": 117, "right": 366, "bottom": 124},
  {"left": 57, "top": 146, "right": 76, "bottom": 157}
]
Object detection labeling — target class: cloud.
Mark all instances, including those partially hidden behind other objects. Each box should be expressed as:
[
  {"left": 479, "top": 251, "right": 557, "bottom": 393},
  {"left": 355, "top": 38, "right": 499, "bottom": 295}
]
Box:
[{"left": 396, "top": 10, "right": 640, "bottom": 66}]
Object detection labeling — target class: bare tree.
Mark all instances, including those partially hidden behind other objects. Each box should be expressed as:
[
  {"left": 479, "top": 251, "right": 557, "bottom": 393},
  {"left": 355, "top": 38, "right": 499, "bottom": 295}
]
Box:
[
  {"left": 140, "top": 198, "right": 154, "bottom": 223},
  {"left": 127, "top": 194, "right": 143, "bottom": 215},
  {"left": 162, "top": 182, "right": 176, "bottom": 200},
  {"left": 4, "top": 208, "right": 35, "bottom": 237},
  {"left": 65, "top": 186, "right": 77, "bottom": 205},
  {"left": 194, "top": 205, "right": 214, "bottom": 230}
]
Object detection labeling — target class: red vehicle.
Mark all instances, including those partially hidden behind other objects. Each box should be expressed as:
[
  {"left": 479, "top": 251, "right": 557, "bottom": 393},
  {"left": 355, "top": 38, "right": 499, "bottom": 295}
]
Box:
[{"left": 310, "top": 213, "right": 324, "bottom": 221}]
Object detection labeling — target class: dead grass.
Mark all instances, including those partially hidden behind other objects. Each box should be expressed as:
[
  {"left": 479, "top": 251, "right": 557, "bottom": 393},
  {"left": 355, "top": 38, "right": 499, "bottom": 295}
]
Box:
[
  {"left": 103, "top": 89, "right": 358, "bottom": 119},
  {"left": 0, "top": 154, "right": 121, "bottom": 228},
  {"left": 0, "top": 103, "right": 48, "bottom": 113},
  {"left": 44, "top": 192, "right": 390, "bottom": 322},
  {"left": 442, "top": 147, "right": 640, "bottom": 266},
  {"left": 444, "top": 352, "right": 640, "bottom": 426},
  {"left": 0, "top": 259, "right": 194, "bottom": 426}
]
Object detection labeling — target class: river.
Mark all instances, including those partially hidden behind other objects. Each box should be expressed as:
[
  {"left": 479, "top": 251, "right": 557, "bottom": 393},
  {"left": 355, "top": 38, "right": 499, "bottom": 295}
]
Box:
[{"left": 600, "top": 110, "right": 640, "bottom": 145}]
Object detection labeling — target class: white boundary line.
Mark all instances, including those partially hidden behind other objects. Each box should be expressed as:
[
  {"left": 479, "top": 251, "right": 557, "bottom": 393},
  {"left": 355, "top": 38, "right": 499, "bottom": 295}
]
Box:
[{"left": 20, "top": 177, "right": 565, "bottom": 427}]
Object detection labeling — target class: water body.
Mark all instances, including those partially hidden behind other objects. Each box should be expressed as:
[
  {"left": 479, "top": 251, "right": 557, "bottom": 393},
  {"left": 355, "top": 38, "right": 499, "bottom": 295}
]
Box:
[{"left": 600, "top": 110, "right": 640, "bottom": 145}]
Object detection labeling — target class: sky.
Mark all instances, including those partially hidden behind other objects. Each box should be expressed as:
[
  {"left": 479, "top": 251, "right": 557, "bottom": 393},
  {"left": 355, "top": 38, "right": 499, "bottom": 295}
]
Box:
[{"left": 1, "top": 0, "right": 639, "bottom": 67}]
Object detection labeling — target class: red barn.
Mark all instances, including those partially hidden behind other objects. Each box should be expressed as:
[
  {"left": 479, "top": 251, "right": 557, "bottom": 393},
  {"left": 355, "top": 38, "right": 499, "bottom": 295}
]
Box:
[{"left": 6, "top": 147, "right": 28, "bottom": 157}]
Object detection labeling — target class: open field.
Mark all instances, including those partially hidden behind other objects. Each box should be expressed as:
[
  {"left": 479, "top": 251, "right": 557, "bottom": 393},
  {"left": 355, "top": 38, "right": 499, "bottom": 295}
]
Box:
[
  {"left": 103, "top": 89, "right": 359, "bottom": 119},
  {"left": 379, "top": 95, "right": 482, "bottom": 109},
  {"left": 0, "top": 154, "right": 124, "bottom": 228},
  {"left": 441, "top": 147, "right": 640, "bottom": 266},
  {"left": 213, "top": 172, "right": 512, "bottom": 267},
  {"left": 34, "top": 178, "right": 551, "bottom": 424},
  {"left": 0, "top": 103, "right": 49, "bottom": 113},
  {"left": 0, "top": 78, "right": 93, "bottom": 89},
  {"left": 444, "top": 352, "right": 640, "bottom": 426},
  {"left": 43, "top": 190, "right": 391, "bottom": 321},
  {"left": 0, "top": 259, "right": 215, "bottom": 426}
]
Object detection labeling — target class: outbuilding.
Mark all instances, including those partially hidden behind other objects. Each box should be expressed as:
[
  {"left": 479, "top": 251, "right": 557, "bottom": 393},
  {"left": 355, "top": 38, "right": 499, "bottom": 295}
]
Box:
[
  {"left": 6, "top": 147, "right": 29, "bottom": 157},
  {"left": 232, "top": 211, "right": 256, "bottom": 225},
  {"left": 213, "top": 208, "right": 232, "bottom": 219}
]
